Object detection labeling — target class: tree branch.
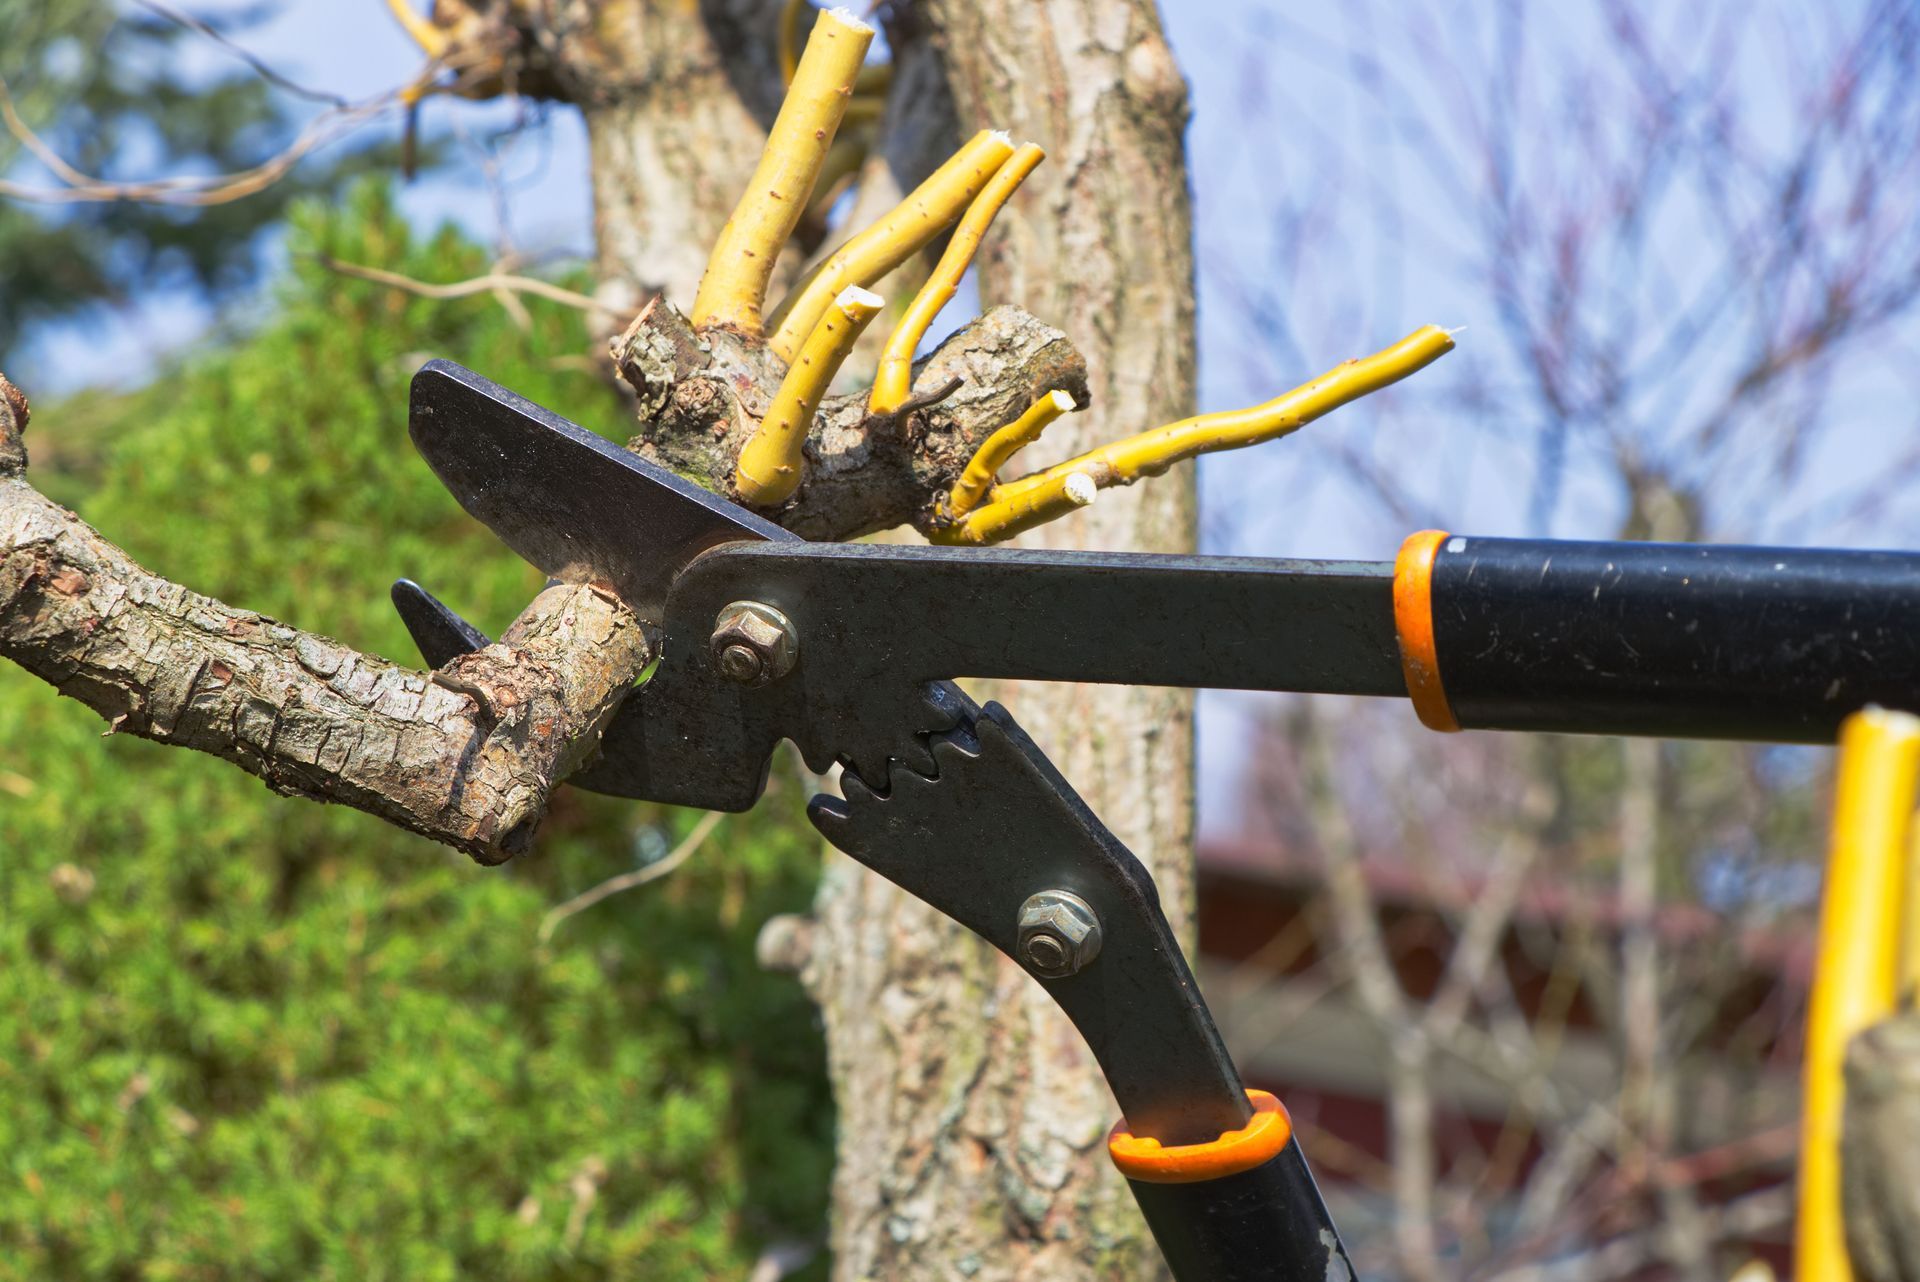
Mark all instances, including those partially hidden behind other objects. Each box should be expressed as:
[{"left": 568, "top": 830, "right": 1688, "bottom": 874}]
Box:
[
  {"left": 316, "top": 254, "right": 606, "bottom": 315},
  {"left": 0, "top": 75, "right": 411, "bottom": 208},
  {"left": 0, "top": 376, "right": 647, "bottom": 865},
  {"left": 612, "top": 298, "right": 1091, "bottom": 540}
]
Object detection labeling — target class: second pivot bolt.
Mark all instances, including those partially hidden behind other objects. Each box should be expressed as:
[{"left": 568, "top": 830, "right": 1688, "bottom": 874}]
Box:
[
  {"left": 1016, "top": 889, "right": 1102, "bottom": 978},
  {"left": 710, "top": 600, "right": 799, "bottom": 688}
]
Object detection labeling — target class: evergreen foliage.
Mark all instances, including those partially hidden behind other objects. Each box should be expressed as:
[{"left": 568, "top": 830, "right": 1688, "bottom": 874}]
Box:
[{"left": 0, "top": 183, "right": 832, "bottom": 1281}]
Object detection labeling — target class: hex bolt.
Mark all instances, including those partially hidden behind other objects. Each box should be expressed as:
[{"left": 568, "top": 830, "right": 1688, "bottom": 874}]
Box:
[
  {"left": 709, "top": 601, "right": 799, "bottom": 687},
  {"left": 1016, "top": 889, "right": 1102, "bottom": 978}
]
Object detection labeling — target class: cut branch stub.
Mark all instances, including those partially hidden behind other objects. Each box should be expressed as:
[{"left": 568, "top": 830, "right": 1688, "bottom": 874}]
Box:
[{"left": 614, "top": 299, "right": 1088, "bottom": 541}]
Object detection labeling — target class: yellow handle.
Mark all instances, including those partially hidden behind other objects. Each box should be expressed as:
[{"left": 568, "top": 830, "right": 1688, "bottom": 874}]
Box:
[{"left": 1796, "top": 707, "right": 1920, "bottom": 1281}]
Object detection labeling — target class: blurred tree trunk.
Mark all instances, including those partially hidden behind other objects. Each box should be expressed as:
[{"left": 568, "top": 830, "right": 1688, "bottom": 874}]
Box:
[
  {"left": 566, "top": 0, "right": 790, "bottom": 308},
  {"left": 541, "top": 2, "right": 1196, "bottom": 1275},
  {"left": 794, "top": 5, "right": 1198, "bottom": 1280}
]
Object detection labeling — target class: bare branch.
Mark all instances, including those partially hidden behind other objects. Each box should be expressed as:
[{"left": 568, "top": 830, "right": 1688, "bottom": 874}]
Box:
[
  {"left": 0, "top": 75, "right": 409, "bottom": 208},
  {"left": 316, "top": 254, "right": 606, "bottom": 315},
  {"left": 613, "top": 298, "right": 1090, "bottom": 541},
  {"left": 131, "top": 0, "right": 351, "bottom": 107},
  {"left": 538, "top": 811, "right": 726, "bottom": 943},
  {"left": 0, "top": 376, "right": 648, "bottom": 865}
]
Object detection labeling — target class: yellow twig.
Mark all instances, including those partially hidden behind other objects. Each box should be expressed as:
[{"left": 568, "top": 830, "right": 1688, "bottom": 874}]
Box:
[
  {"left": 781, "top": 2, "right": 891, "bottom": 95},
  {"left": 766, "top": 129, "right": 1017, "bottom": 363},
  {"left": 936, "top": 325, "right": 1456, "bottom": 546},
  {"left": 947, "top": 390, "right": 1076, "bottom": 516},
  {"left": 735, "top": 285, "right": 885, "bottom": 507},
  {"left": 1797, "top": 707, "right": 1920, "bottom": 1282},
  {"left": 384, "top": 0, "right": 450, "bottom": 58},
  {"left": 691, "top": 7, "right": 874, "bottom": 334},
  {"left": 871, "top": 142, "right": 1045, "bottom": 415}
]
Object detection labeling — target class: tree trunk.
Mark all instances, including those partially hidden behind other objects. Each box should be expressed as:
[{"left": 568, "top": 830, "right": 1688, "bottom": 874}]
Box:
[
  {"left": 569, "top": 0, "right": 791, "bottom": 309},
  {"left": 794, "top": 4, "right": 1199, "bottom": 1278},
  {"left": 362, "top": 1, "right": 1201, "bottom": 1274}
]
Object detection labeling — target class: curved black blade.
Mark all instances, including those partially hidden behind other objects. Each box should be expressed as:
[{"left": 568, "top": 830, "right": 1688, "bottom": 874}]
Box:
[
  {"left": 408, "top": 360, "right": 793, "bottom": 625},
  {"left": 808, "top": 697, "right": 1253, "bottom": 1148},
  {"left": 391, "top": 579, "right": 490, "bottom": 668}
]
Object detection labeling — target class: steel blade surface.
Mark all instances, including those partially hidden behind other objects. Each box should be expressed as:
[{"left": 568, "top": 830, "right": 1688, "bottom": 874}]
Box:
[{"left": 408, "top": 360, "right": 793, "bottom": 623}]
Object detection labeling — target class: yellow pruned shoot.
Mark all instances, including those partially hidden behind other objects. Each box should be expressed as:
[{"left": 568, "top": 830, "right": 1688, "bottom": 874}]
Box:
[
  {"left": 766, "top": 129, "right": 1018, "bottom": 363},
  {"left": 1796, "top": 707, "right": 1920, "bottom": 1282},
  {"left": 734, "top": 285, "right": 886, "bottom": 507},
  {"left": 690, "top": 7, "right": 874, "bottom": 334},
  {"left": 934, "top": 324, "right": 1457, "bottom": 546},
  {"left": 947, "top": 390, "right": 1077, "bottom": 516},
  {"left": 871, "top": 143, "right": 1046, "bottom": 415},
  {"left": 781, "top": 1, "right": 892, "bottom": 95},
  {"left": 385, "top": 0, "right": 450, "bottom": 58}
]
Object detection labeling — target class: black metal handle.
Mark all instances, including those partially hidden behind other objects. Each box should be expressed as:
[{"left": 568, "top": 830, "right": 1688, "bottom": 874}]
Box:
[
  {"left": 1125, "top": 1140, "right": 1355, "bottom": 1282},
  {"left": 1425, "top": 536, "right": 1920, "bottom": 742}
]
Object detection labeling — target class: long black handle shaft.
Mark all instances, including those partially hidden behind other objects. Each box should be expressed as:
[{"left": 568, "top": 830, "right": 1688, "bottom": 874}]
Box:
[
  {"left": 1421, "top": 536, "right": 1920, "bottom": 742},
  {"left": 1126, "top": 1141, "right": 1354, "bottom": 1282},
  {"left": 674, "top": 541, "right": 1407, "bottom": 692}
]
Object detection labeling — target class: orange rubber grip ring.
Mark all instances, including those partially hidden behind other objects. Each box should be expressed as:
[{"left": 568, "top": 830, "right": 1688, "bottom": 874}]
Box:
[
  {"left": 1393, "top": 530, "right": 1460, "bottom": 733},
  {"left": 1108, "top": 1090, "right": 1292, "bottom": 1184}
]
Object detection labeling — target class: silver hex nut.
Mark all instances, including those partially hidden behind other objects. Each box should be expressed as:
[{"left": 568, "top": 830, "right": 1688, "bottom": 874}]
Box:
[
  {"left": 709, "top": 600, "right": 799, "bottom": 687},
  {"left": 1016, "top": 889, "right": 1102, "bottom": 978}
]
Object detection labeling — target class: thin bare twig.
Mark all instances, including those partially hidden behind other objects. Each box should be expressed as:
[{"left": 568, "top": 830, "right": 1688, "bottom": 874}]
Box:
[
  {"left": 0, "top": 73, "right": 402, "bottom": 207},
  {"left": 317, "top": 254, "right": 605, "bottom": 315},
  {"left": 887, "top": 375, "right": 965, "bottom": 418},
  {"left": 538, "top": 811, "right": 725, "bottom": 943},
  {"left": 130, "top": 0, "right": 351, "bottom": 107}
]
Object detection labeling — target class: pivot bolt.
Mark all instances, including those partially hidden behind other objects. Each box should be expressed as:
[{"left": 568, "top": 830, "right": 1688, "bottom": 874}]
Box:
[
  {"left": 1016, "top": 890, "right": 1102, "bottom": 978},
  {"left": 709, "top": 601, "right": 799, "bottom": 687}
]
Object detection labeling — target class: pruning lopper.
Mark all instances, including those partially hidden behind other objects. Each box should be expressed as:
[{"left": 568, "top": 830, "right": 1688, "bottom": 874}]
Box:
[{"left": 395, "top": 362, "right": 1920, "bottom": 1281}]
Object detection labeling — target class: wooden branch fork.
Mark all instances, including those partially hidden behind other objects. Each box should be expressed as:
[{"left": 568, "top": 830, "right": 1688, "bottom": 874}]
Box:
[{"left": 0, "top": 11, "right": 1453, "bottom": 860}]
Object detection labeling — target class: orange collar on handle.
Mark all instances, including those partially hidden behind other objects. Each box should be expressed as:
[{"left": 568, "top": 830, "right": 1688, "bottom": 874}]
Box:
[
  {"left": 1393, "top": 529, "right": 1461, "bottom": 733},
  {"left": 1108, "top": 1089, "right": 1293, "bottom": 1185}
]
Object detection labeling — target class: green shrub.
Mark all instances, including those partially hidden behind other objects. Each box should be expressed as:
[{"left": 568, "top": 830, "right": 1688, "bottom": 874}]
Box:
[{"left": 0, "top": 183, "right": 832, "bottom": 1281}]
